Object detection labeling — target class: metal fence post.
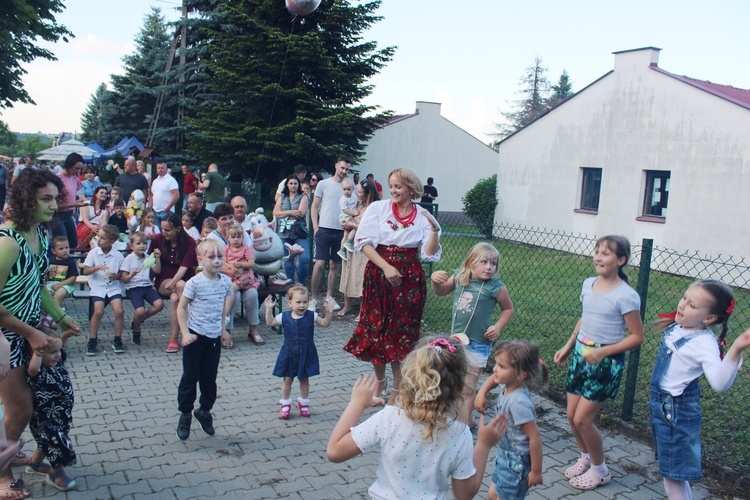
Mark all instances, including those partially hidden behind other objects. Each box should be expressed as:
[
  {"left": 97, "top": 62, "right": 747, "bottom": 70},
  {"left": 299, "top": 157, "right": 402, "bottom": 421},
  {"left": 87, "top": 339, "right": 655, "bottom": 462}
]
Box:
[{"left": 621, "top": 238, "right": 653, "bottom": 421}]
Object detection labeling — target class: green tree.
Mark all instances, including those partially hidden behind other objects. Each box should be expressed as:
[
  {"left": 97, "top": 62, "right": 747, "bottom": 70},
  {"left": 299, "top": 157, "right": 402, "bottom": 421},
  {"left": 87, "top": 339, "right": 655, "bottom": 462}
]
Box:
[
  {"left": 0, "top": 0, "right": 73, "bottom": 108},
  {"left": 493, "top": 57, "right": 551, "bottom": 145},
  {"left": 462, "top": 174, "right": 498, "bottom": 238},
  {"left": 547, "top": 69, "right": 573, "bottom": 109},
  {"left": 186, "top": 0, "right": 394, "bottom": 183},
  {"left": 99, "top": 8, "right": 176, "bottom": 151},
  {"left": 80, "top": 83, "right": 110, "bottom": 145}
]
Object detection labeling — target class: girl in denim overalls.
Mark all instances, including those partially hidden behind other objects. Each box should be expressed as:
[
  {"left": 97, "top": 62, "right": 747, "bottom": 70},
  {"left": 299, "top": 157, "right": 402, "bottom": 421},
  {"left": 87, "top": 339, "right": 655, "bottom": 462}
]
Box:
[{"left": 651, "top": 280, "right": 750, "bottom": 499}]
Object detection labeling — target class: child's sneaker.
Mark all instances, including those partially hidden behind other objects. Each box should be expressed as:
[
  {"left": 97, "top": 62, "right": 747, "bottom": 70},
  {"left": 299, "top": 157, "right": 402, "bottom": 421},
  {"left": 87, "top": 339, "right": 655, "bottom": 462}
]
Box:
[
  {"left": 112, "top": 338, "right": 125, "bottom": 354},
  {"left": 343, "top": 240, "right": 354, "bottom": 253},
  {"left": 176, "top": 412, "right": 191, "bottom": 441},
  {"left": 86, "top": 339, "right": 98, "bottom": 356},
  {"left": 193, "top": 408, "right": 215, "bottom": 436},
  {"left": 336, "top": 248, "right": 348, "bottom": 261},
  {"left": 131, "top": 332, "right": 141, "bottom": 345}
]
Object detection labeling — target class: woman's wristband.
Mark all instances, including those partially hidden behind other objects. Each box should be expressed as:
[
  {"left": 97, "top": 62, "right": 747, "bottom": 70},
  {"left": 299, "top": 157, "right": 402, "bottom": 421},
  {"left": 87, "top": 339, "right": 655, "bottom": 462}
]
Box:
[{"left": 54, "top": 312, "right": 68, "bottom": 323}]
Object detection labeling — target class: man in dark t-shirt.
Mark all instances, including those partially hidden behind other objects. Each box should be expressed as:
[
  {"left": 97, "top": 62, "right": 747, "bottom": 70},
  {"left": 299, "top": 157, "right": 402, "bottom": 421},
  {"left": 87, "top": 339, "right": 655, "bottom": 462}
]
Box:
[
  {"left": 114, "top": 156, "right": 150, "bottom": 203},
  {"left": 187, "top": 193, "right": 214, "bottom": 231},
  {"left": 421, "top": 177, "right": 438, "bottom": 214}
]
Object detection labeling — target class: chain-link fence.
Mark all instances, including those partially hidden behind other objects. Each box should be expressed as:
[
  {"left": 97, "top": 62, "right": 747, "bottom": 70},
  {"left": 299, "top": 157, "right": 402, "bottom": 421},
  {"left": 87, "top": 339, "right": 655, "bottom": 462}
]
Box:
[{"left": 423, "top": 213, "right": 750, "bottom": 471}]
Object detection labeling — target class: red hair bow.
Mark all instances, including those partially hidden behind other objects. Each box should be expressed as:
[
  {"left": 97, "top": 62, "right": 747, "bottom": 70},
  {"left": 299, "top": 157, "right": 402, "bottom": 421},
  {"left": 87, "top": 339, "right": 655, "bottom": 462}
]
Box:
[
  {"left": 726, "top": 299, "right": 736, "bottom": 315},
  {"left": 428, "top": 338, "right": 456, "bottom": 353},
  {"left": 658, "top": 311, "right": 677, "bottom": 320}
]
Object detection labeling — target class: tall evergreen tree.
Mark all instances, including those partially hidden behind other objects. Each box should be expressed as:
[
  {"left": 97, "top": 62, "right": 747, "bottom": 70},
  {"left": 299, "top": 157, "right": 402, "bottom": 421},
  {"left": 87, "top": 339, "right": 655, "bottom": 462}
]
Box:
[
  {"left": 493, "top": 57, "right": 551, "bottom": 145},
  {"left": 80, "top": 83, "right": 110, "bottom": 144},
  {"left": 548, "top": 69, "right": 573, "bottom": 109},
  {"left": 101, "top": 8, "right": 177, "bottom": 151},
  {"left": 186, "top": 0, "right": 394, "bottom": 182}
]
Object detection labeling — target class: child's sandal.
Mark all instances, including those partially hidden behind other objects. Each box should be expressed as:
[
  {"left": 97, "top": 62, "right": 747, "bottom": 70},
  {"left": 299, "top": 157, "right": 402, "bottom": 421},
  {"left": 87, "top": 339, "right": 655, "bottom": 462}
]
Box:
[
  {"left": 25, "top": 462, "right": 52, "bottom": 475},
  {"left": 46, "top": 470, "right": 76, "bottom": 492},
  {"left": 279, "top": 403, "right": 291, "bottom": 420},
  {"left": 564, "top": 459, "right": 591, "bottom": 479},
  {"left": 569, "top": 468, "right": 611, "bottom": 490},
  {"left": 298, "top": 400, "right": 311, "bottom": 418}
]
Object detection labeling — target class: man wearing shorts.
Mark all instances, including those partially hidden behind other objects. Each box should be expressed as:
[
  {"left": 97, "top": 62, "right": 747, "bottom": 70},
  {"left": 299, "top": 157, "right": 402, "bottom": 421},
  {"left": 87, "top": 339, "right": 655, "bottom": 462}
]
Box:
[{"left": 309, "top": 157, "right": 351, "bottom": 311}]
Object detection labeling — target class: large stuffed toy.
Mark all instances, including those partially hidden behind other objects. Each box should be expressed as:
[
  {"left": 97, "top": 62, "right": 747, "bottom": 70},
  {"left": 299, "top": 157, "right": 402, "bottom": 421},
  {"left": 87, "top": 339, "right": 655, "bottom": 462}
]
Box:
[
  {"left": 125, "top": 189, "right": 146, "bottom": 233},
  {"left": 246, "top": 208, "right": 292, "bottom": 286}
]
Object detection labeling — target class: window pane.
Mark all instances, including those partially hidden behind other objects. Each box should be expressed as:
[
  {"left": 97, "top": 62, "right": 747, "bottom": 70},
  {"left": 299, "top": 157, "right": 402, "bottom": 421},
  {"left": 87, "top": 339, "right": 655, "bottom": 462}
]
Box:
[
  {"left": 643, "top": 171, "right": 670, "bottom": 217},
  {"left": 580, "top": 168, "right": 602, "bottom": 211}
]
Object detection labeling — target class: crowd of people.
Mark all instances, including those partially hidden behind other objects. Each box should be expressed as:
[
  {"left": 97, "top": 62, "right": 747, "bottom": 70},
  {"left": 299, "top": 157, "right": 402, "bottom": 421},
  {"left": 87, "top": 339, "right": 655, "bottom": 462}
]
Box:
[{"left": 0, "top": 152, "right": 748, "bottom": 500}]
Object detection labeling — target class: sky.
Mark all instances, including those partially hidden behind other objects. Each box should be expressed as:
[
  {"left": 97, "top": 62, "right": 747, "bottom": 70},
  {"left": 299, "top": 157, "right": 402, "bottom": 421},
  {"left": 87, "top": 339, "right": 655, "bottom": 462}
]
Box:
[{"left": 1, "top": 0, "right": 749, "bottom": 145}]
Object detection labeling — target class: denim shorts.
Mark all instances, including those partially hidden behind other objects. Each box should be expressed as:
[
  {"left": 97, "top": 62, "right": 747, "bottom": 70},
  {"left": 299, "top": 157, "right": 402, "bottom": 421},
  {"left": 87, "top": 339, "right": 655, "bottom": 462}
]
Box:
[
  {"left": 650, "top": 389, "right": 703, "bottom": 481},
  {"left": 125, "top": 286, "right": 163, "bottom": 310},
  {"left": 492, "top": 447, "right": 531, "bottom": 499},
  {"left": 466, "top": 340, "right": 493, "bottom": 368}
]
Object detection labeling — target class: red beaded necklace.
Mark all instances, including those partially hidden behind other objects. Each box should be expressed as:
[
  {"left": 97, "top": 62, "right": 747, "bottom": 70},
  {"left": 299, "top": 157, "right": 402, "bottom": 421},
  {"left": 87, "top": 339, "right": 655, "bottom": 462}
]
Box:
[{"left": 391, "top": 201, "right": 417, "bottom": 227}]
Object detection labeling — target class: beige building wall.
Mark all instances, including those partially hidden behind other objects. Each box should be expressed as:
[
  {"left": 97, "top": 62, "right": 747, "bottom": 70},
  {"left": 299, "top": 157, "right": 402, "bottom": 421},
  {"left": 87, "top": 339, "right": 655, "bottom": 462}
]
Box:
[
  {"left": 359, "top": 101, "right": 498, "bottom": 213},
  {"left": 495, "top": 48, "right": 750, "bottom": 282}
]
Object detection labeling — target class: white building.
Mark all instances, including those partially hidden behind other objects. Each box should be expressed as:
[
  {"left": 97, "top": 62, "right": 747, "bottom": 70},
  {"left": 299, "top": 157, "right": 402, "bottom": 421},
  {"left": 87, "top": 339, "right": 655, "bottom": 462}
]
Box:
[
  {"left": 495, "top": 47, "right": 750, "bottom": 279},
  {"left": 358, "top": 101, "right": 498, "bottom": 213}
]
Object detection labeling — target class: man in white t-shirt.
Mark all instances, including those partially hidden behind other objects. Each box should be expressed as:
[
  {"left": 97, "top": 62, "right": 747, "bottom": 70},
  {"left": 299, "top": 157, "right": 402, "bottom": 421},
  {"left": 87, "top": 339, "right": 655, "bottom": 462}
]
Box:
[
  {"left": 309, "top": 156, "right": 350, "bottom": 311},
  {"left": 151, "top": 161, "right": 179, "bottom": 227}
]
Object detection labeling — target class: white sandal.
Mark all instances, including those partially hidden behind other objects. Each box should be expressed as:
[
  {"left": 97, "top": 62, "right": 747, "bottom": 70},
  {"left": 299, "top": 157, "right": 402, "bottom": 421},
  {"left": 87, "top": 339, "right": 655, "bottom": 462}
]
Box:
[
  {"left": 569, "top": 468, "right": 611, "bottom": 490},
  {"left": 564, "top": 458, "right": 591, "bottom": 479}
]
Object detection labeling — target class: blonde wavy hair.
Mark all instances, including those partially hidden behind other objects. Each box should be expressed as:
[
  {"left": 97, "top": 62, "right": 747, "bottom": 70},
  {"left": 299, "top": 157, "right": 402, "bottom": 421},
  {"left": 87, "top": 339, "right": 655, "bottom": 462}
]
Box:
[
  {"left": 455, "top": 242, "right": 500, "bottom": 287},
  {"left": 388, "top": 168, "right": 423, "bottom": 200},
  {"left": 398, "top": 336, "right": 467, "bottom": 441}
]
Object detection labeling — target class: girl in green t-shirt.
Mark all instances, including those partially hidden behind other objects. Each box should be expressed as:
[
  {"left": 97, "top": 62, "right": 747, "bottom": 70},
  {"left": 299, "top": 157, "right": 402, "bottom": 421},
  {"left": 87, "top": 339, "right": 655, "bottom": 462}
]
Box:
[{"left": 431, "top": 242, "right": 515, "bottom": 426}]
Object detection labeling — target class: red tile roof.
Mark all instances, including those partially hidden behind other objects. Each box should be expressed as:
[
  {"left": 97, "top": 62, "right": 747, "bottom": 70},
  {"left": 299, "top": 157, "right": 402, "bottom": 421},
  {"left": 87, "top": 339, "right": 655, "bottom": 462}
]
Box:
[{"left": 650, "top": 65, "right": 750, "bottom": 110}]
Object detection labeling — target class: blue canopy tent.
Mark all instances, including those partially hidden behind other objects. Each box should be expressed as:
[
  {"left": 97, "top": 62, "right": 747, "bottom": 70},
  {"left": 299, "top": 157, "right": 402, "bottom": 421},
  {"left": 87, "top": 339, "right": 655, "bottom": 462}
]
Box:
[
  {"left": 87, "top": 142, "right": 105, "bottom": 153},
  {"left": 98, "top": 137, "right": 145, "bottom": 161}
]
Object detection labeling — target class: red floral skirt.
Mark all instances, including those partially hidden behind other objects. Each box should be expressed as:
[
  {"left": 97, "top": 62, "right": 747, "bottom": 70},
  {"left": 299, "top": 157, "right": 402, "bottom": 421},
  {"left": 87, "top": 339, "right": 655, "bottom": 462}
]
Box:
[{"left": 343, "top": 245, "right": 426, "bottom": 364}]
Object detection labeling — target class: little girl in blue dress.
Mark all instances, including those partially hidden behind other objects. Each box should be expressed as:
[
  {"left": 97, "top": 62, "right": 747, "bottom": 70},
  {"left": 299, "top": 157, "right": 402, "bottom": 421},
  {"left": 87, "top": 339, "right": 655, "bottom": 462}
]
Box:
[{"left": 264, "top": 286, "right": 334, "bottom": 419}]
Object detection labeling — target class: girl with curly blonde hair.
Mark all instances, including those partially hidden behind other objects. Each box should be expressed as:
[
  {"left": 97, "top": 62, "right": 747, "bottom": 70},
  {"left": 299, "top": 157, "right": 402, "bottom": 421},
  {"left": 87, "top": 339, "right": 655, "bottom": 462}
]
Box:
[{"left": 328, "top": 336, "right": 508, "bottom": 499}]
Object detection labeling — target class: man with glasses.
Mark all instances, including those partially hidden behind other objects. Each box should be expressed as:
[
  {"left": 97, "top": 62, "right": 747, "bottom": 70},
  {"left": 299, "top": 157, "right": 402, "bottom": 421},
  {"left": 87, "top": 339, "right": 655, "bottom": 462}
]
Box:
[
  {"left": 309, "top": 157, "right": 351, "bottom": 311},
  {"left": 275, "top": 164, "right": 308, "bottom": 202}
]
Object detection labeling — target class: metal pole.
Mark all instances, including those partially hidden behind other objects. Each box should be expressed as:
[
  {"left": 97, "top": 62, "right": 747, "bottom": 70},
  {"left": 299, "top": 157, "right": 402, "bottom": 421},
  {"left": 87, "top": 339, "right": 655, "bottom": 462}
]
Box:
[{"left": 621, "top": 238, "right": 652, "bottom": 420}]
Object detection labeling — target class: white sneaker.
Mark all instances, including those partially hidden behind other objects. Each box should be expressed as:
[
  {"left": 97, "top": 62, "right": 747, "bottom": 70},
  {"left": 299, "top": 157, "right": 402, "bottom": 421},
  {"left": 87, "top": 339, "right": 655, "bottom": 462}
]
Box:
[
  {"left": 326, "top": 297, "right": 342, "bottom": 311},
  {"left": 337, "top": 248, "right": 348, "bottom": 261},
  {"left": 308, "top": 298, "right": 318, "bottom": 311}
]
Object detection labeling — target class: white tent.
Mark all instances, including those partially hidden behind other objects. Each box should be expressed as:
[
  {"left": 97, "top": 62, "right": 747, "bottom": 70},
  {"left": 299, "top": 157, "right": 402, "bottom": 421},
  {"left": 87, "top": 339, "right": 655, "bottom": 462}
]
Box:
[{"left": 36, "top": 139, "right": 99, "bottom": 162}]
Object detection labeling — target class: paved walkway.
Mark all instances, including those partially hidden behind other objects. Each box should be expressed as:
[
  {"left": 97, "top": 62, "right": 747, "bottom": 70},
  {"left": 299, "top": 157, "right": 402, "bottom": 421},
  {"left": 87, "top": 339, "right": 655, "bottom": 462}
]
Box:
[{"left": 13, "top": 298, "right": 719, "bottom": 499}]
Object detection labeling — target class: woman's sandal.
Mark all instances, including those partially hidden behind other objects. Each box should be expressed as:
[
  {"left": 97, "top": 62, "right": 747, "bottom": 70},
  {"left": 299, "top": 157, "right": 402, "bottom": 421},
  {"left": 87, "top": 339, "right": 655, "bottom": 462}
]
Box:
[
  {"left": 25, "top": 461, "right": 52, "bottom": 475},
  {"left": 564, "top": 459, "right": 591, "bottom": 479},
  {"left": 336, "top": 308, "right": 351, "bottom": 317},
  {"left": 46, "top": 469, "right": 76, "bottom": 492},
  {"left": 279, "top": 403, "right": 291, "bottom": 420},
  {"left": 0, "top": 482, "right": 29, "bottom": 500},
  {"left": 297, "top": 400, "right": 311, "bottom": 418},
  {"left": 249, "top": 332, "right": 265, "bottom": 345},
  {"left": 569, "top": 468, "right": 611, "bottom": 490}
]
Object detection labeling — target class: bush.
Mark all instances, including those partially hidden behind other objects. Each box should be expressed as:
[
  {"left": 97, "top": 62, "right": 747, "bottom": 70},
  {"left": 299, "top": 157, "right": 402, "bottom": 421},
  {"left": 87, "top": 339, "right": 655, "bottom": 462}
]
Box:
[{"left": 462, "top": 174, "right": 498, "bottom": 237}]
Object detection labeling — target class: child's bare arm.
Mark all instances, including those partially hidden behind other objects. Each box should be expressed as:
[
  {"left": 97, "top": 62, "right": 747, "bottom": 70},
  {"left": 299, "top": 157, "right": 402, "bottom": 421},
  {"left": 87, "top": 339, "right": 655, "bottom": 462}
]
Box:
[
  {"left": 523, "top": 420, "right": 543, "bottom": 487},
  {"left": 430, "top": 270, "right": 454, "bottom": 296},
  {"left": 27, "top": 352, "right": 42, "bottom": 378},
  {"left": 326, "top": 375, "right": 378, "bottom": 462},
  {"left": 316, "top": 298, "right": 335, "bottom": 327},
  {"left": 59, "top": 275, "right": 76, "bottom": 287},
  {"left": 554, "top": 318, "right": 582, "bottom": 367},
  {"left": 176, "top": 295, "right": 196, "bottom": 346},
  {"left": 484, "top": 286, "right": 514, "bottom": 341},
  {"left": 263, "top": 296, "right": 279, "bottom": 327},
  {"left": 475, "top": 375, "right": 498, "bottom": 414},
  {"left": 83, "top": 265, "right": 105, "bottom": 276},
  {"left": 453, "top": 413, "right": 508, "bottom": 500}
]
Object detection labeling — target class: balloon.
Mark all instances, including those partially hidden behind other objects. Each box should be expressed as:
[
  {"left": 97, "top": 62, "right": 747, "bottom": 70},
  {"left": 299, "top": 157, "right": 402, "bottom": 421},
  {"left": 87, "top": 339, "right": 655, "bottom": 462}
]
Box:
[{"left": 285, "top": 0, "right": 321, "bottom": 17}]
